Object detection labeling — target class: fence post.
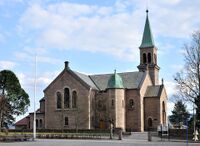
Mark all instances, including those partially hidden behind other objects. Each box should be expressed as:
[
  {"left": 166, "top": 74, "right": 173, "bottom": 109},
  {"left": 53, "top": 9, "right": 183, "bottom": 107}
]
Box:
[
  {"left": 160, "top": 124, "right": 163, "bottom": 141},
  {"left": 186, "top": 119, "right": 188, "bottom": 146}
]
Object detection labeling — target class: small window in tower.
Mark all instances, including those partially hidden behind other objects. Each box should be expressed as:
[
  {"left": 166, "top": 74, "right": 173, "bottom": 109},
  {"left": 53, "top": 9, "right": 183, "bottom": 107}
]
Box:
[
  {"left": 143, "top": 53, "right": 147, "bottom": 64},
  {"left": 122, "top": 100, "right": 125, "bottom": 108},
  {"left": 111, "top": 99, "right": 114, "bottom": 108},
  {"left": 148, "top": 53, "right": 151, "bottom": 63},
  {"left": 128, "top": 99, "right": 135, "bottom": 109}
]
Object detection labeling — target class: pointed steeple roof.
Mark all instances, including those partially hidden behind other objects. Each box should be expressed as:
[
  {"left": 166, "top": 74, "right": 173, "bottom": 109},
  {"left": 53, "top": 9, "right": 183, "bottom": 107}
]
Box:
[
  {"left": 140, "top": 10, "right": 155, "bottom": 48},
  {"left": 107, "top": 70, "right": 124, "bottom": 89}
]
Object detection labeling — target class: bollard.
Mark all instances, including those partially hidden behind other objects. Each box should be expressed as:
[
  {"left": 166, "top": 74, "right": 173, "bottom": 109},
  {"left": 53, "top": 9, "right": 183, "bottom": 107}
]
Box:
[
  {"left": 118, "top": 129, "right": 122, "bottom": 140},
  {"left": 148, "top": 130, "right": 152, "bottom": 141}
]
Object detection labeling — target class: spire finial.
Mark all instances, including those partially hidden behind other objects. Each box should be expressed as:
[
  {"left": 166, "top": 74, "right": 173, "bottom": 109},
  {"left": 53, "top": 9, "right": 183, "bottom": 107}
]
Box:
[
  {"left": 162, "top": 78, "right": 164, "bottom": 85},
  {"left": 146, "top": 0, "right": 149, "bottom": 14},
  {"left": 114, "top": 69, "right": 116, "bottom": 74}
]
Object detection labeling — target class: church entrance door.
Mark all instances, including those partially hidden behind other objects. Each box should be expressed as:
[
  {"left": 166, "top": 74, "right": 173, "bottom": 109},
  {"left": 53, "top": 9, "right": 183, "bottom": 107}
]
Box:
[{"left": 99, "top": 119, "right": 105, "bottom": 129}]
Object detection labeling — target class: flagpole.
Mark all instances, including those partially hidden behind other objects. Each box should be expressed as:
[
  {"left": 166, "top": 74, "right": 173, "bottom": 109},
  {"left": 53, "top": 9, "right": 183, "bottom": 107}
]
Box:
[{"left": 33, "top": 54, "right": 37, "bottom": 140}]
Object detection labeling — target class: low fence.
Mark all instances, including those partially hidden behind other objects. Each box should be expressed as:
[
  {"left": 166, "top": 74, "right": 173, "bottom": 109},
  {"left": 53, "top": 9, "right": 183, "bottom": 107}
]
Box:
[
  {"left": 0, "top": 128, "right": 124, "bottom": 141},
  {"left": 148, "top": 128, "right": 200, "bottom": 142}
]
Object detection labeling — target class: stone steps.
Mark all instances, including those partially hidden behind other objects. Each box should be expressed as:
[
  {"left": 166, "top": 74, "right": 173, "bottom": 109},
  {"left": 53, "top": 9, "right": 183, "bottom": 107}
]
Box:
[{"left": 124, "top": 132, "right": 148, "bottom": 140}]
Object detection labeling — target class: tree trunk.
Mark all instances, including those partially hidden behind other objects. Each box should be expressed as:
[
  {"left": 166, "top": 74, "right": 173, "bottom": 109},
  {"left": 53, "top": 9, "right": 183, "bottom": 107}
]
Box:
[{"left": 0, "top": 110, "right": 2, "bottom": 132}]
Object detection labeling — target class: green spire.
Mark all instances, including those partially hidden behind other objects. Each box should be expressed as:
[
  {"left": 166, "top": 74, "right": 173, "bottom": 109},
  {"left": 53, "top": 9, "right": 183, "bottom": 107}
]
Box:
[
  {"left": 140, "top": 10, "right": 155, "bottom": 48},
  {"left": 107, "top": 70, "right": 124, "bottom": 89}
]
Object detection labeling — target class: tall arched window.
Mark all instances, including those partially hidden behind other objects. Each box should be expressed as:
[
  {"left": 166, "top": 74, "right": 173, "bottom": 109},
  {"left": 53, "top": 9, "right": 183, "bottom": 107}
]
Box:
[
  {"left": 143, "top": 53, "right": 147, "bottom": 64},
  {"left": 72, "top": 91, "right": 77, "bottom": 108},
  {"left": 56, "top": 92, "right": 62, "bottom": 109},
  {"left": 39, "top": 119, "right": 42, "bottom": 128},
  {"left": 148, "top": 53, "right": 151, "bottom": 63},
  {"left": 148, "top": 118, "right": 153, "bottom": 128},
  {"left": 36, "top": 119, "right": 39, "bottom": 128},
  {"left": 65, "top": 117, "right": 69, "bottom": 126},
  {"left": 162, "top": 101, "right": 166, "bottom": 124},
  {"left": 64, "top": 88, "right": 70, "bottom": 108}
]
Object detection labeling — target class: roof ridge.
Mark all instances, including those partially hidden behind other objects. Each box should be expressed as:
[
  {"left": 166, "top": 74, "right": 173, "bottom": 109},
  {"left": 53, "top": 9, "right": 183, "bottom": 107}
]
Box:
[
  {"left": 88, "top": 75, "right": 100, "bottom": 90},
  {"left": 90, "top": 71, "right": 140, "bottom": 76}
]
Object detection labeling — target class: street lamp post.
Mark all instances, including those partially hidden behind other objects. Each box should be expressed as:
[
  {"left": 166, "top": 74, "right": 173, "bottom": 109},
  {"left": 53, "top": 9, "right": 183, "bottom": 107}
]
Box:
[{"left": 33, "top": 55, "right": 37, "bottom": 140}]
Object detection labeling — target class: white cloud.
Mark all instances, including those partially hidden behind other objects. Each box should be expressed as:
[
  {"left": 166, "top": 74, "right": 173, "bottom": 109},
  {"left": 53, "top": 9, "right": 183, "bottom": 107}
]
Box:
[
  {"left": 161, "top": 0, "right": 181, "bottom": 5},
  {"left": 164, "top": 80, "right": 177, "bottom": 97},
  {"left": 0, "top": 61, "right": 16, "bottom": 70},
  {"left": 17, "top": 0, "right": 200, "bottom": 62},
  {"left": 170, "top": 64, "right": 183, "bottom": 72},
  {"left": 18, "top": 2, "right": 142, "bottom": 62},
  {"left": 167, "top": 101, "right": 174, "bottom": 115},
  {"left": 16, "top": 70, "right": 60, "bottom": 93},
  {"left": 14, "top": 48, "right": 62, "bottom": 65}
]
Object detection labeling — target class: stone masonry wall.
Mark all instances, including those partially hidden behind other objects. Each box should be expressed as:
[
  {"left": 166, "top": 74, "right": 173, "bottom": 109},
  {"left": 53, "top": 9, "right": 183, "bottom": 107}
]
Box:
[{"left": 44, "top": 70, "right": 91, "bottom": 129}]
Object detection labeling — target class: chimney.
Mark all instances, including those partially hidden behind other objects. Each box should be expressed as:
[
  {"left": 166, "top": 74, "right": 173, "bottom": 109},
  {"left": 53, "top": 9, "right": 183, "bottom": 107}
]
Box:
[{"left": 64, "top": 61, "right": 69, "bottom": 70}]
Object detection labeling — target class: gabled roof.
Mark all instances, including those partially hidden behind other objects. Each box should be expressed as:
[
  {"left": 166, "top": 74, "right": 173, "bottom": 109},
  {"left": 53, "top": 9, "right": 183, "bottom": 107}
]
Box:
[
  {"left": 140, "top": 10, "right": 155, "bottom": 48},
  {"left": 145, "top": 85, "right": 164, "bottom": 97},
  {"left": 39, "top": 97, "right": 45, "bottom": 102},
  {"left": 15, "top": 116, "right": 29, "bottom": 126},
  {"left": 73, "top": 71, "right": 98, "bottom": 90},
  {"left": 43, "top": 64, "right": 146, "bottom": 92},
  {"left": 89, "top": 71, "right": 145, "bottom": 90},
  {"left": 44, "top": 69, "right": 95, "bottom": 92}
]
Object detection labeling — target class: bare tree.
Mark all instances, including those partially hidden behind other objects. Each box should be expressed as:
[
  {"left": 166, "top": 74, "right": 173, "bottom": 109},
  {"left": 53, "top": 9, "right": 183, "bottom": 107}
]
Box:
[{"left": 174, "top": 31, "right": 200, "bottom": 128}]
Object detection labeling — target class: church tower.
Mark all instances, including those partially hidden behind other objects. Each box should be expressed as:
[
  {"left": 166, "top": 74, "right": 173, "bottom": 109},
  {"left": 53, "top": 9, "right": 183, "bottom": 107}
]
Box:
[{"left": 137, "top": 10, "right": 160, "bottom": 85}]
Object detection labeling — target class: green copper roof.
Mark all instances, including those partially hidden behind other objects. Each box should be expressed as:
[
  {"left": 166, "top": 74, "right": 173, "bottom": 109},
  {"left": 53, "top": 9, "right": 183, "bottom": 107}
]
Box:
[
  {"left": 140, "top": 10, "right": 155, "bottom": 48},
  {"left": 107, "top": 70, "right": 124, "bottom": 89}
]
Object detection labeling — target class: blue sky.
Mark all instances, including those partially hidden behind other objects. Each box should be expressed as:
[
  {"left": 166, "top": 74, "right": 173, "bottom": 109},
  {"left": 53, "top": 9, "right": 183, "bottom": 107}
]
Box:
[{"left": 0, "top": 0, "right": 200, "bottom": 122}]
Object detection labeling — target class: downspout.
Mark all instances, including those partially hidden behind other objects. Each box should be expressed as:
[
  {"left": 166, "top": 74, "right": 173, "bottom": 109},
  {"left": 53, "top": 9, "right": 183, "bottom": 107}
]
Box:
[{"left": 88, "top": 87, "right": 92, "bottom": 129}]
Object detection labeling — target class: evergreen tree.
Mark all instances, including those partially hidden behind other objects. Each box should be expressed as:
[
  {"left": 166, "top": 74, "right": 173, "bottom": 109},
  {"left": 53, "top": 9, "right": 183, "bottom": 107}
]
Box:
[
  {"left": 169, "top": 100, "right": 190, "bottom": 128},
  {"left": 0, "top": 70, "right": 30, "bottom": 130}
]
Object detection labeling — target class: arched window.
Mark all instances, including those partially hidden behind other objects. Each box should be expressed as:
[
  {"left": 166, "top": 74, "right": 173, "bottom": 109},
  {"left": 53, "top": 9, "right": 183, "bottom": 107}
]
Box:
[
  {"left": 143, "top": 53, "right": 147, "bottom": 64},
  {"left": 148, "top": 118, "right": 153, "bottom": 128},
  {"left": 148, "top": 53, "right": 151, "bottom": 63},
  {"left": 56, "top": 92, "right": 62, "bottom": 109},
  {"left": 162, "top": 101, "right": 166, "bottom": 124},
  {"left": 39, "top": 119, "right": 42, "bottom": 128},
  {"left": 65, "top": 117, "right": 69, "bottom": 126},
  {"left": 154, "top": 54, "right": 157, "bottom": 64},
  {"left": 129, "top": 99, "right": 134, "bottom": 109},
  {"left": 72, "top": 91, "right": 77, "bottom": 108},
  {"left": 64, "top": 88, "right": 70, "bottom": 108},
  {"left": 98, "top": 100, "right": 103, "bottom": 109},
  {"left": 111, "top": 99, "right": 114, "bottom": 108},
  {"left": 36, "top": 119, "right": 39, "bottom": 128}
]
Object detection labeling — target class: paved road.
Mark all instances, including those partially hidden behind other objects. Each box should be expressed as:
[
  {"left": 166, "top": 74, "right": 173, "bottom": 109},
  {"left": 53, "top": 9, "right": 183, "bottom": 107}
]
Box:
[{"left": 0, "top": 139, "right": 199, "bottom": 146}]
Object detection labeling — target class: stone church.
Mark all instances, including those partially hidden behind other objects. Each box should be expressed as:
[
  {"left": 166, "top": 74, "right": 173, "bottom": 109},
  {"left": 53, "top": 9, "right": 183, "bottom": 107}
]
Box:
[{"left": 15, "top": 10, "right": 167, "bottom": 132}]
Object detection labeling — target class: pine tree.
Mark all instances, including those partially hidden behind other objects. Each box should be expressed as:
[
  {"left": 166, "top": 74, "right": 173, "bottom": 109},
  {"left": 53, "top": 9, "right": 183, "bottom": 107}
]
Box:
[{"left": 169, "top": 100, "right": 190, "bottom": 128}]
